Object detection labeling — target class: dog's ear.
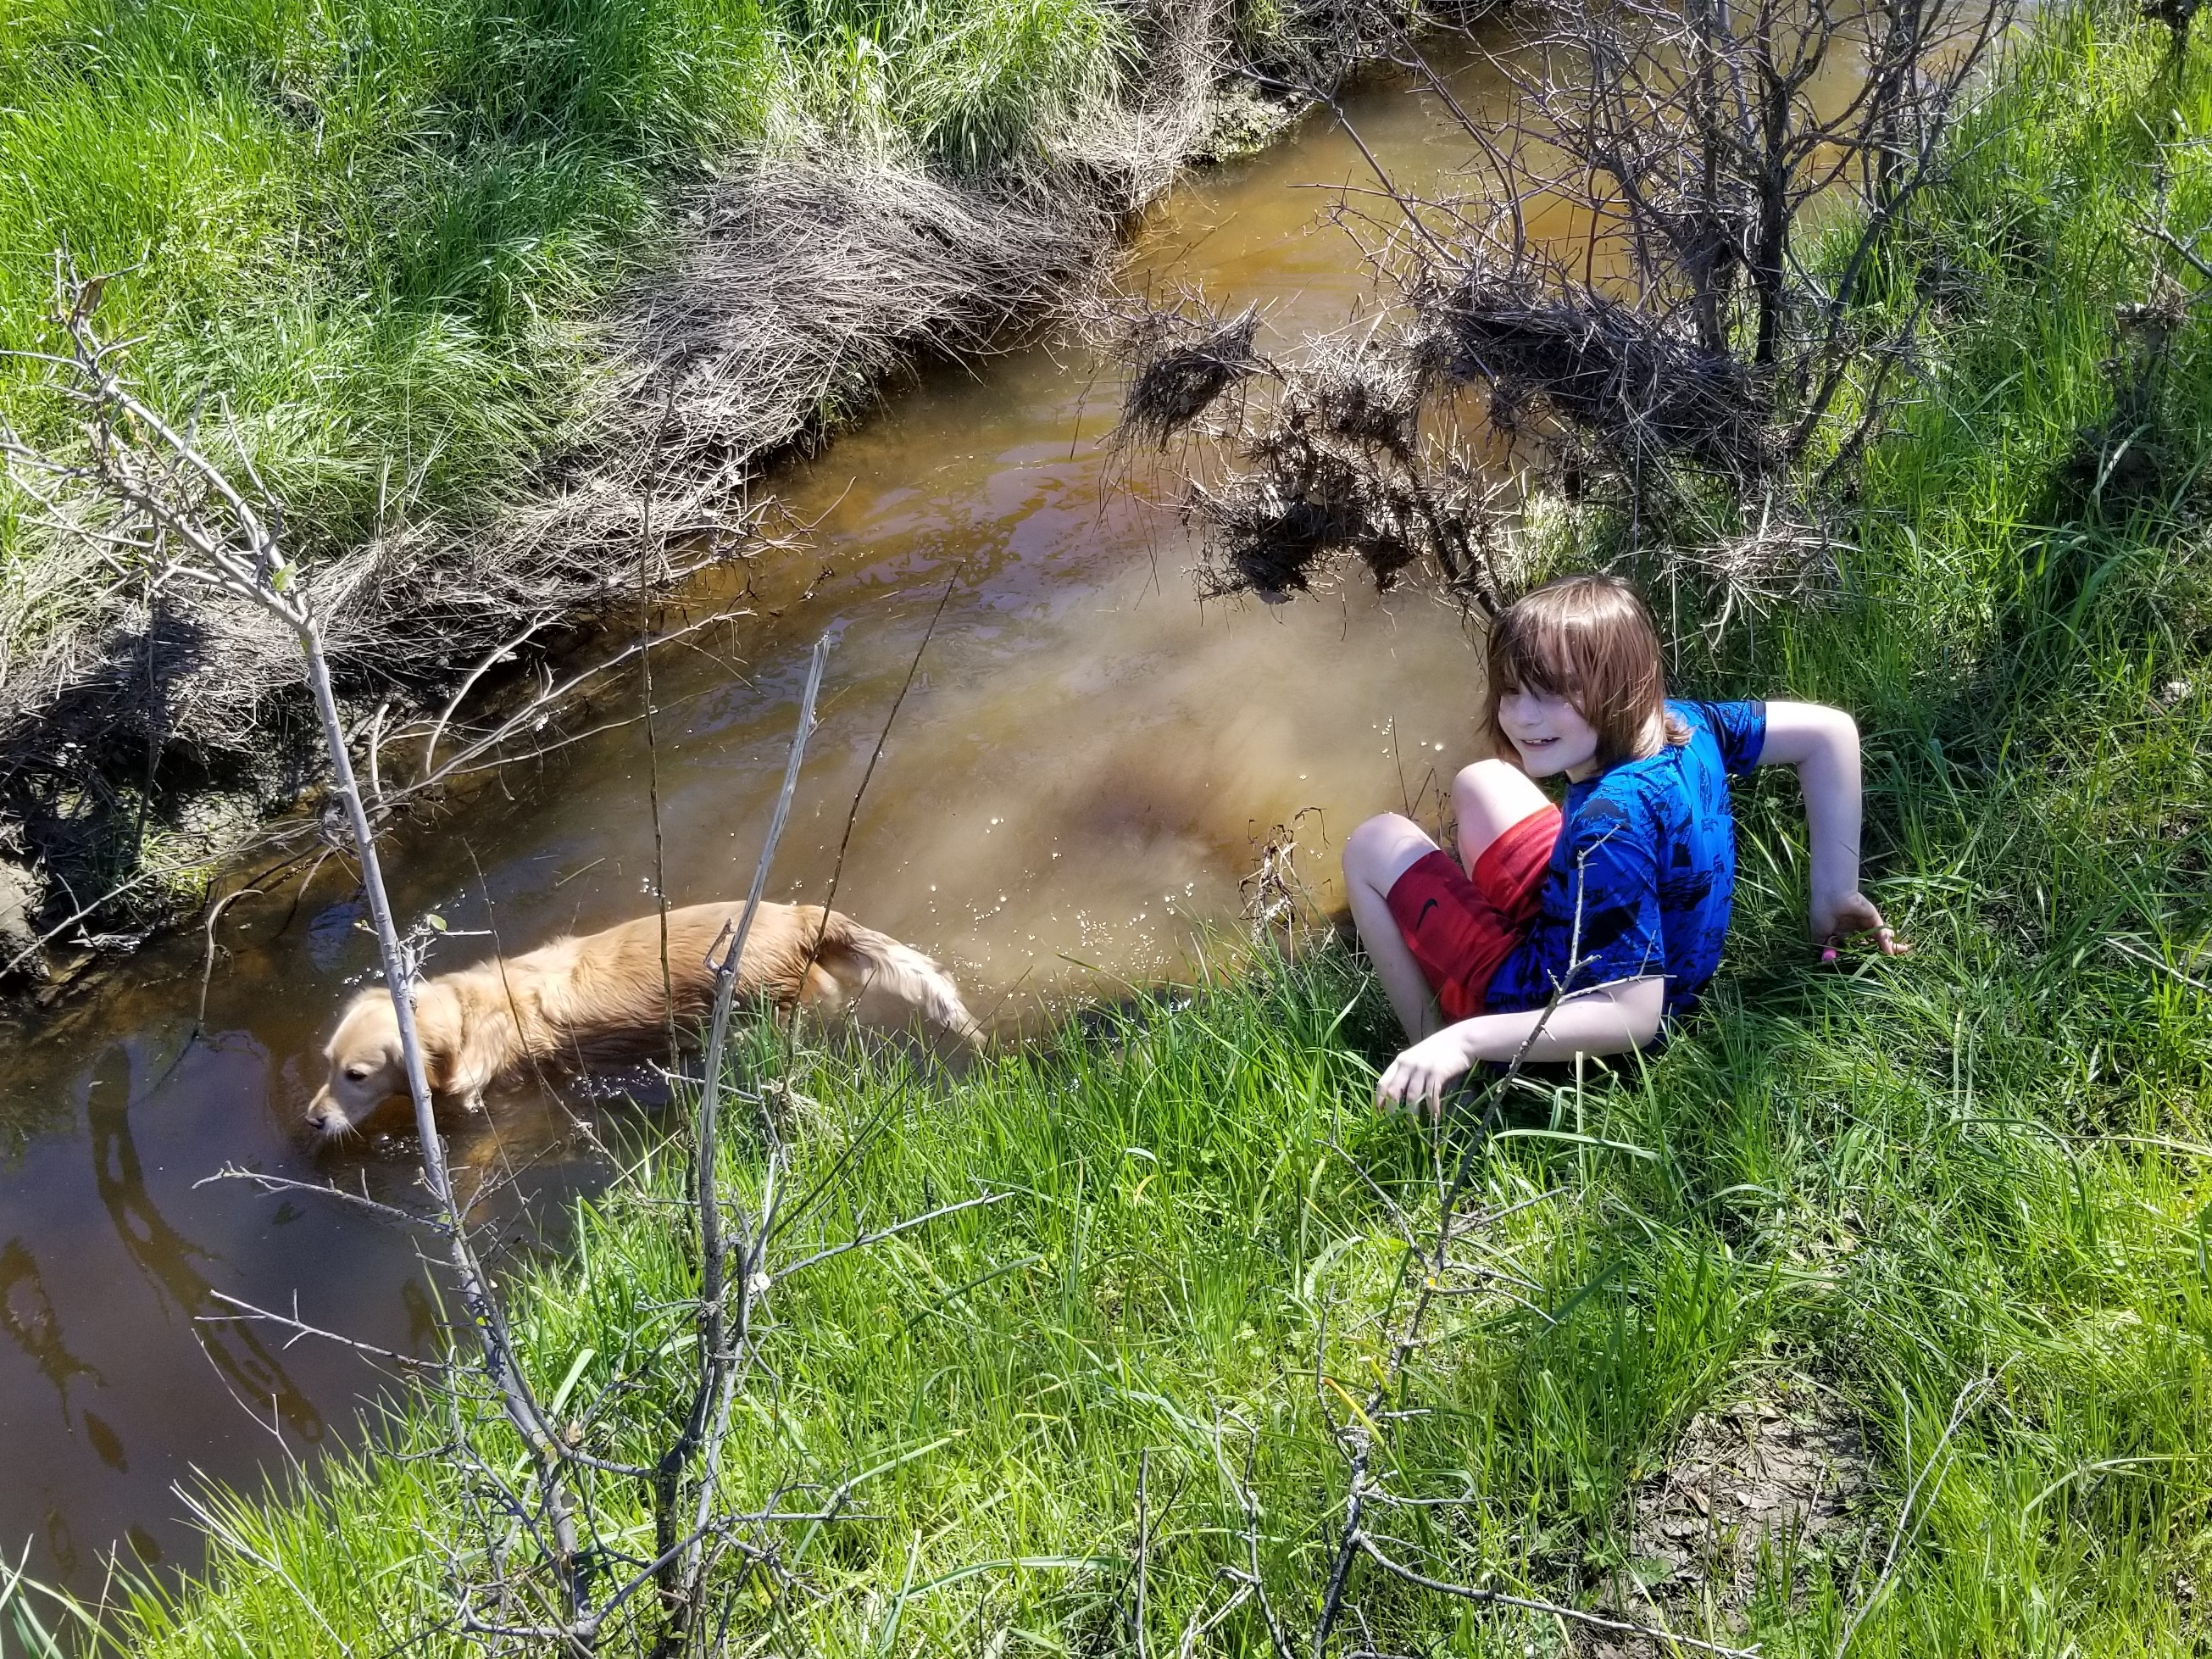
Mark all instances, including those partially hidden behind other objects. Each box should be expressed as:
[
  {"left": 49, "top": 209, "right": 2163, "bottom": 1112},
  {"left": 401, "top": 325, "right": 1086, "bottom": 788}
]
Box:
[{"left": 408, "top": 982, "right": 463, "bottom": 1093}]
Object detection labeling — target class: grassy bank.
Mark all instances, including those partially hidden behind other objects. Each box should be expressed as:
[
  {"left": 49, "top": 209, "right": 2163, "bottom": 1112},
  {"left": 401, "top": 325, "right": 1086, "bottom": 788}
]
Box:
[
  {"left": 28, "top": 3, "right": 2212, "bottom": 1653},
  {"left": 0, "top": 0, "right": 1132, "bottom": 615}
]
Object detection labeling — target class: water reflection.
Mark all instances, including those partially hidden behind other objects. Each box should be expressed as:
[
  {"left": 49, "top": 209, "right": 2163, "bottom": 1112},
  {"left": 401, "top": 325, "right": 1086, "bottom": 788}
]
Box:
[
  {"left": 86, "top": 1044, "right": 325, "bottom": 1445},
  {"left": 0, "top": 1238, "right": 102, "bottom": 1412}
]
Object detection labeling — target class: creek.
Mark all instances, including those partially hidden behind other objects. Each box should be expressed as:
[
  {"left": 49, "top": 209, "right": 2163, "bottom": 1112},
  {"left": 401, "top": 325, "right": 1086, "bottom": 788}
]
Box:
[{"left": 0, "top": 48, "right": 1526, "bottom": 1598}]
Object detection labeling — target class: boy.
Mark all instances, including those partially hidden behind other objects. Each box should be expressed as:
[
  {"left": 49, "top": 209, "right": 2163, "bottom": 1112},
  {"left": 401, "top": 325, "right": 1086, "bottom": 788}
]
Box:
[{"left": 1342, "top": 573, "right": 1905, "bottom": 1115}]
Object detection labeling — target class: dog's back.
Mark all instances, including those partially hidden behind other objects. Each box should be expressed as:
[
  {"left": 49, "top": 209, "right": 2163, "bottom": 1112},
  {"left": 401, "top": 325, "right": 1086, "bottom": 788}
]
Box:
[{"left": 534, "top": 901, "right": 981, "bottom": 1052}]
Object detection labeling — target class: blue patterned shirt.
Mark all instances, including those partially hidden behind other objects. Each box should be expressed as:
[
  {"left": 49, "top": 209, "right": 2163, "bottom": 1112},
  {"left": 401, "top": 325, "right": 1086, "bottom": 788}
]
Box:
[{"left": 1485, "top": 699, "right": 1767, "bottom": 1022}]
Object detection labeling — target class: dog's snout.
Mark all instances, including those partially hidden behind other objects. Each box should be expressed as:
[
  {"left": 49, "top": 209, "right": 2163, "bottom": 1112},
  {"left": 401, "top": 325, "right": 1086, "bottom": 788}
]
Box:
[{"left": 305, "top": 1088, "right": 351, "bottom": 1138}]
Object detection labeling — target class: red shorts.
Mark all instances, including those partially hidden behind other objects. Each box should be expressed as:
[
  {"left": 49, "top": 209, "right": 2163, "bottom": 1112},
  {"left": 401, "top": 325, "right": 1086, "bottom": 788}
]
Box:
[{"left": 1384, "top": 806, "right": 1561, "bottom": 1023}]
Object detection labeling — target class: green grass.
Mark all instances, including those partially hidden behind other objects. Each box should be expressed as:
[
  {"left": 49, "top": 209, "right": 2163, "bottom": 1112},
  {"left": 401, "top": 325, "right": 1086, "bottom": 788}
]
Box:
[
  {"left": 82, "top": 962, "right": 1813, "bottom": 1656},
  {"left": 0, "top": 0, "right": 1139, "bottom": 660},
  {"left": 36, "top": 4, "right": 2212, "bottom": 1655}
]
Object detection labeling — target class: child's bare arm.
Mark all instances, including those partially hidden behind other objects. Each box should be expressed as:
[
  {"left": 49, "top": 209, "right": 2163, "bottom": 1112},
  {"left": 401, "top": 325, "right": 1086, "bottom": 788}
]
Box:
[
  {"left": 1375, "top": 976, "right": 1665, "bottom": 1116},
  {"left": 1756, "top": 701, "right": 1907, "bottom": 955}
]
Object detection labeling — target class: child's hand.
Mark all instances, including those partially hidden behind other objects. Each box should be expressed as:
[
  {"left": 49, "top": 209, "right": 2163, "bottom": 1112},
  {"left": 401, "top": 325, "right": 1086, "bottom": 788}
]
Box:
[
  {"left": 1813, "top": 890, "right": 1909, "bottom": 962},
  {"left": 1376, "top": 1027, "right": 1476, "bottom": 1119}
]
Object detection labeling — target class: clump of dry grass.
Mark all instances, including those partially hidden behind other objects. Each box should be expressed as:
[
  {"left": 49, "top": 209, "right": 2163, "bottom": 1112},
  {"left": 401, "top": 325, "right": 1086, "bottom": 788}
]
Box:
[
  {"left": 622, "top": 153, "right": 1121, "bottom": 467},
  {"left": 1114, "top": 303, "right": 1266, "bottom": 446},
  {"left": 1409, "top": 265, "right": 1778, "bottom": 487},
  {"left": 1114, "top": 303, "right": 1503, "bottom": 602}
]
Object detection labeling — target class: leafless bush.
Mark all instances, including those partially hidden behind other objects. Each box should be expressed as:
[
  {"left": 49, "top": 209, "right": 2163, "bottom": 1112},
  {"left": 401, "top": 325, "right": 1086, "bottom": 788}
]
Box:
[
  {"left": 1, "top": 260, "right": 598, "bottom": 1631},
  {"left": 1681, "top": 501, "right": 1844, "bottom": 626},
  {"left": 1113, "top": 0, "right": 2009, "bottom": 609},
  {"left": 1427, "top": 0, "right": 2009, "bottom": 468}
]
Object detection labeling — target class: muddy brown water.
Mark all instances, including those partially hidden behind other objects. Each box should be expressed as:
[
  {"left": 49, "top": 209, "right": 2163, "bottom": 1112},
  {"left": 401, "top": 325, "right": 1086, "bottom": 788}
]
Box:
[{"left": 0, "top": 51, "right": 1533, "bottom": 1599}]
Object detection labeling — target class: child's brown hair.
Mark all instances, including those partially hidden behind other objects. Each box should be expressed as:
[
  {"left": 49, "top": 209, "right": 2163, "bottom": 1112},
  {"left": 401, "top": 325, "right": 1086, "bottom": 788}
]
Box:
[{"left": 1480, "top": 574, "right": 1688, "bottom": 769}]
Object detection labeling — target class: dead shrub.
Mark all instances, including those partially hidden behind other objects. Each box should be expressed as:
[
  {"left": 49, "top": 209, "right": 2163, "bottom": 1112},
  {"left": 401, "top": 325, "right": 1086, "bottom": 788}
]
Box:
[{"left": 1410, "top": 266, "right": 1779, "bottom": 488}]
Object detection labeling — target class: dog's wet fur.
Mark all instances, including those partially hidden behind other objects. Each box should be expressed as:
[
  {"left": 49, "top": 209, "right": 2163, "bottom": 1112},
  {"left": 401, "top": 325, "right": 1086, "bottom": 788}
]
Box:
[{"left": 308, "top": 902, "right": 982, "bottom": 1138}]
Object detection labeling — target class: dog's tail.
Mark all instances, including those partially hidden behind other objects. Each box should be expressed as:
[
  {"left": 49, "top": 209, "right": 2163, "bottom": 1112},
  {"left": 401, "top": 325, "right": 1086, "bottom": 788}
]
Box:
[{"left": 812, "top": 910, "right": 987, "bottom": 1052}]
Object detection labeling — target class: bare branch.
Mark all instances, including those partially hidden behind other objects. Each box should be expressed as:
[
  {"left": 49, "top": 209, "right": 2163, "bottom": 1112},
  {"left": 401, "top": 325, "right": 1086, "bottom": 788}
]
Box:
[
  {"left": 200, "top": 1291, "right": 439, "bottom": 1371},
  {"left": 418, "top": 614, "right": 559, "bottom": 782},
  {"left": 1353, "top": 1534, "right": 1763, "bottom": 1658},
  {"left": 646, "top": 632, "right": 830, "bottom": 1646},
  {"left": 193, "top": 1166, "right": 444, "bottom": 1231},
  {"left": 775, "top": 1190, "right": 1011, "bottom": 1278}
]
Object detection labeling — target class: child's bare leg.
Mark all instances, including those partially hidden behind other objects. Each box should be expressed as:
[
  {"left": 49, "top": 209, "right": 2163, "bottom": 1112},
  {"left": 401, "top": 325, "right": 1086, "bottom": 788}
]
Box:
[
  {"left": 1343, "top": 813, "right": 1448, "bottom": 1041},
  {"left": 1452, "top": 760, "right": 1549, "bottom": 871}
]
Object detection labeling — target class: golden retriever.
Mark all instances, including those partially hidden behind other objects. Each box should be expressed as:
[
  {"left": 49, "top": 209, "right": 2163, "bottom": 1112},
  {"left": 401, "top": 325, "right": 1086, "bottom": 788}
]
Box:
[{"left": 307, "top": 901, "right": 981, "bottom": 1138}]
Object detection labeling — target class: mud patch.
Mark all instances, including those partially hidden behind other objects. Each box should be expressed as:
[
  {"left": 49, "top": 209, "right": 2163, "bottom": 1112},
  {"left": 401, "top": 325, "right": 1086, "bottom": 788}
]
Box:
[{"left": 1587, "top": 1378, "right": 1872, "bottom": 1651}]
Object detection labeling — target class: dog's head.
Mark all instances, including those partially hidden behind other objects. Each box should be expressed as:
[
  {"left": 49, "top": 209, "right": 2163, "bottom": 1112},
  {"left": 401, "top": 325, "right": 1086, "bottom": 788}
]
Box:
[{"left": 307, "top": 983, "right": 455, "bottom": 1139}]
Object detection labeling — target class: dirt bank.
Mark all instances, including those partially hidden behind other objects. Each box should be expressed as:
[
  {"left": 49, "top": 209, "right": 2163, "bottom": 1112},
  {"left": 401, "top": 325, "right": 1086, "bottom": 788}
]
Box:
[{"left": 0, "top": 0, "right": 1405, "bottom": 991}]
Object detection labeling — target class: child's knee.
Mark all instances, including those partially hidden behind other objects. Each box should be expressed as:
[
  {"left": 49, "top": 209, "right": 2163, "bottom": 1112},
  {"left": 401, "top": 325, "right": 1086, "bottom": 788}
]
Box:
[
  {"left": 1344, "top": 812, "right": 1427, "bottom": 879},
  {"left": 1453, "top": 759, "right": 1547, "bottom": 836},
  {"left": 1451, "top": 757, "right": 1522, "bottom": 805}
]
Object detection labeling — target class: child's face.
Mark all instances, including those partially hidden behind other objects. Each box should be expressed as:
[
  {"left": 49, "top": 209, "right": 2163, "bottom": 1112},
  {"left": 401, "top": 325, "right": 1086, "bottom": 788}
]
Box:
[{"left": 1497, "top": 685, "right": 1603, "bottom": 781}]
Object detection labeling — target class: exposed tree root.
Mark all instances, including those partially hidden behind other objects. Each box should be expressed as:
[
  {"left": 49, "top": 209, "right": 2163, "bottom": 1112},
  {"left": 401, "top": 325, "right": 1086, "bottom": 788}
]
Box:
[
  {"left": 1109, "top": 298, "right": 1504, "bottom": 603},
  {"left": 1116, "top": 303, "right": 1267, "bottom": 446}
]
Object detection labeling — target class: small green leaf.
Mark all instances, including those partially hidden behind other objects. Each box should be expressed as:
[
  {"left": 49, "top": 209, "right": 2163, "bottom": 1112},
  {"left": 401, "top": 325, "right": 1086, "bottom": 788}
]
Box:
[
  {"left": 1629, "top": 1556, "right": 1677, "bottom": 1589},
  {"left": 426, "top": 913, "right": 447, "bottom": 932}
]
